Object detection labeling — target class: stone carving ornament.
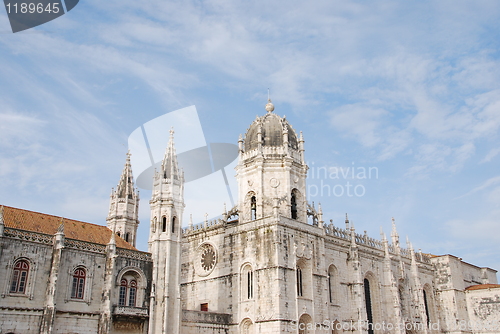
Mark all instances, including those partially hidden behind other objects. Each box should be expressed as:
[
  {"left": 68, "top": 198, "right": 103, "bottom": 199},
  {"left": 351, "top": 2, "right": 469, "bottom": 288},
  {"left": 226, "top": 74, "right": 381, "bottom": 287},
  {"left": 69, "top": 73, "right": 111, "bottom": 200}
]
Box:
[{"left": 196, "top": 243, "right": 218, "bottom": 277}]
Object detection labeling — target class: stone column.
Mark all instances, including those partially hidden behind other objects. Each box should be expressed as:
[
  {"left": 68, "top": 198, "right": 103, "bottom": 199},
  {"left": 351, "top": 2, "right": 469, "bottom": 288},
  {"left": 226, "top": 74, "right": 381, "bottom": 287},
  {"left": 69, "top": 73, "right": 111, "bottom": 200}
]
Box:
[{"left": 40, "top": 221, "right": 65, "bottom": 334}]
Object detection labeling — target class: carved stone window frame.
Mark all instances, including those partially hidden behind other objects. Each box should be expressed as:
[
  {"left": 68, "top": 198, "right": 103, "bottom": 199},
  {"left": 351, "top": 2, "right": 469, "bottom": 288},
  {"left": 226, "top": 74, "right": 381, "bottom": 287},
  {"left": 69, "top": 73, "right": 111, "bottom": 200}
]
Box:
[
  {"left": 65, "top": 265, "right": 93, "bottom": 304},
  {"left": 2, "top": 256, "right": 37, "bottom": 300}
]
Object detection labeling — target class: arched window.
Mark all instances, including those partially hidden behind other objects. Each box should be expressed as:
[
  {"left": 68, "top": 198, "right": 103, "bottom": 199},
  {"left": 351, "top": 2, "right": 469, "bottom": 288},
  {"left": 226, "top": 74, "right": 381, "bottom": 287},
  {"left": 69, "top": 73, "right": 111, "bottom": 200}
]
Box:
[
  {"left": 118, "top": 274, "right": 142, "bottom": 307},
  {"left": 125, "top": 232, "right": 130, "bottom": 242},
  {"left": 423, "top": 289, "right": 430, "bottom": 325},
  {"left": 298, "top": 314, "right": 312, "bottom": 334},
  {"left": 71, "top": 268, "right": 86, "bottom": 299},
  {"left": 328, "top": 274, "right": 332, "bottom": 302},
  {"left": 250, "top": 196, "right": 256, "bottom": 220},
  {"left": 364, "top": 278, "right": 374, "bottom": 334},
  {"left": 117, "top": 231, "right": 121, "bottom": 237},
  {"left": 241, "top": 265, "right": 254, "bottom": 300},
  {"left": 247, "top": 270, "right": 253, "bottom": 299},
  {"left": 328, "top": 265, "right": 338, "bottom": 304},
  {"left": 119, "top": 279, "right": 127, "bottom": 306},
  {"left": 171, "top": 216, "right": 176, "bottom": 233},
  {"left": 291, "top": 193, "right": 297, "bottom": 219},
  {"left": 162, "top": 216, "right": 167, "bottom": 232},
  {"left": 129, "top": 280, "right": 137, "bottom": 307},
  {"left": 296, "top": 267, "right": 303, "bottom": 297},
  {"left": 240, "top": 318, "right": 254, "bottom": 334},
  {"left": 10, "top": 260, "right": 29, "bottom": 294}
]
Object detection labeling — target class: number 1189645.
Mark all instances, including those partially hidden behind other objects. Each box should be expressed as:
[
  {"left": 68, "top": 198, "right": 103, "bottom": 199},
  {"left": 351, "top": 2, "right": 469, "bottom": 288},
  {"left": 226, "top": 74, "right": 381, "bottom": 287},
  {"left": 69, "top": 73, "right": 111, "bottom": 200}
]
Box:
[{"left": 5, "top": 2, "right": 60, "bottom": 14}]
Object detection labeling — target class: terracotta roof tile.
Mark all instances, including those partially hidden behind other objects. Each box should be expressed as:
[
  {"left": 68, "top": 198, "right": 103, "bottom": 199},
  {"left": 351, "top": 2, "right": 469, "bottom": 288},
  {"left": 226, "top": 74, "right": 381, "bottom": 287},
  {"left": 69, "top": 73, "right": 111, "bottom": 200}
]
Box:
[
  {"left": 465, "top": 284, "right": 500, "bottom": 291},
  {"left": 1, "top": 205, "right": 137, "bottom": 251}
]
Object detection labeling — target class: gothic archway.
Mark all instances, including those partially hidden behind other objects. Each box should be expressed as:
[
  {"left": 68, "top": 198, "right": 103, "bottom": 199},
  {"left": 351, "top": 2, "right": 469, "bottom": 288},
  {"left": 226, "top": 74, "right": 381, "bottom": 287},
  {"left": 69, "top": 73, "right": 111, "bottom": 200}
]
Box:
[{"left": 298, "top": 313, "right": 313, "bottom": 334}]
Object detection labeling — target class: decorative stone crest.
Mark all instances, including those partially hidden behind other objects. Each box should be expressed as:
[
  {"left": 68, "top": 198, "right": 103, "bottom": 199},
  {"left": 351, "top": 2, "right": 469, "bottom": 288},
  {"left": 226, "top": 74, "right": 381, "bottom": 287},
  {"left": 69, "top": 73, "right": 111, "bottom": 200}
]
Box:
[
  {"left": 270, "top": 177, "right": 280, "bottom": 188},
  {"left": 294, "top": 240, "right": 312, "bottom": 259}
]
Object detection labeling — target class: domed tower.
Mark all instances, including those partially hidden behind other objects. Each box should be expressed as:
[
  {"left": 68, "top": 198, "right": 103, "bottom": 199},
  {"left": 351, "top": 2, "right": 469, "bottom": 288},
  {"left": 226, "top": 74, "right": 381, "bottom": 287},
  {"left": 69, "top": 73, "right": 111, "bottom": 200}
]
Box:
[{"left": 235, "top": 99, "right": 308, "bottom": 223}]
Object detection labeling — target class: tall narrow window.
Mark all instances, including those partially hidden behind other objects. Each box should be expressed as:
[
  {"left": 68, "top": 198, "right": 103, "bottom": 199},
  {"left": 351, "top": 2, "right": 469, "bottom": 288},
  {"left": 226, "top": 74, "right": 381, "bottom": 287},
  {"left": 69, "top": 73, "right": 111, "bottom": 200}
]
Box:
[
  {"left": 71, "top": 268, "right": 86, "bottom": 299},
  {"left": 328, "top": 274, "right": 332, "bottom": 303},
  {"left": 423, "top": 289, "right": 431, "bottom": 325},
  {"left": 129, "top": 280, "right": 137, "bottom": 307},
  {"left": 250, "top": 196, "right": 256, "bottom": 220},
  {"left": 328, "top": 265, "right": 337, "bottom": 304},
  {"left": 171, "top": 216, "right": 176, "bottom": 233},
  {"left": 291, "top": 193, "right": 297, "bottom": 219},
  {"left": 247, "top": 270, "right": 253, "bottom": 299},
  {"left": 162, "top": 217, "right": 167, "bottom": 232},
  {"left": 296, "top": 267, "right": 303, "bottom": 296},
  {"left": 125, "top": 232, "right": 130, "bottom": 242},
  {"left": 364, "top": 278, "right": 374, "bottom": 334},
  {"left": 10, "top": 260, "right": 29, "bottom": 294},
  {"left": 119, "top": 279, "right": 127, "bottom": 306}
]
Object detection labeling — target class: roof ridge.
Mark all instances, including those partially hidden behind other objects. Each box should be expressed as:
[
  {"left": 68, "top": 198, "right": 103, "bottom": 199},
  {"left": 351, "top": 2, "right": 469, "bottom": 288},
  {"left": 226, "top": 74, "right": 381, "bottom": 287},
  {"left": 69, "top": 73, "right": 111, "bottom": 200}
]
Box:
[
  {"left": 2, "top": 205, "right": 139, "bottom": 251},
  {"left": 2, "top": 204, "right": 111, "bottom": 229}
]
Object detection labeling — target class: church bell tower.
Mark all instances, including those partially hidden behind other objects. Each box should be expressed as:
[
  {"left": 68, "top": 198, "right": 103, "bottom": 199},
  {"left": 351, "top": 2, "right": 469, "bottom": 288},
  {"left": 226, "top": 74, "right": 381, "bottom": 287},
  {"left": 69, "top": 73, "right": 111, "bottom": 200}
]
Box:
[
  {"left": 235, "top": 99, "right": 308, "bottom": 223},
  {"left": 106, "top": 151, "right": 140, "bottom": 246},
  {"left": 148, "top": 129, "right": 185, "bottom": 334}
]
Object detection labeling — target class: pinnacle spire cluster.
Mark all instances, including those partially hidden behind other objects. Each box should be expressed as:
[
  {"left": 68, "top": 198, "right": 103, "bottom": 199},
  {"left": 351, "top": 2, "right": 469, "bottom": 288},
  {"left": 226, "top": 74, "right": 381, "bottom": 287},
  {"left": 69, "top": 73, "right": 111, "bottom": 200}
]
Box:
[
  {"left": 161, "top": 128, "right": 182, "bottom": 181},
  {"left": 116, "top": 150, "right": 136, "bottom": 199}
]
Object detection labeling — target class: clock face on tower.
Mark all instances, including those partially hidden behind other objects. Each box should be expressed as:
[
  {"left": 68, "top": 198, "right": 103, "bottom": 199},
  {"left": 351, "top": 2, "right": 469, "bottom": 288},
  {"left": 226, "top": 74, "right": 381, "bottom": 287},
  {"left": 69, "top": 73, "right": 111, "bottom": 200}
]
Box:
[{"left": 196, "top": 243, "right": 217, "bottom": 276}]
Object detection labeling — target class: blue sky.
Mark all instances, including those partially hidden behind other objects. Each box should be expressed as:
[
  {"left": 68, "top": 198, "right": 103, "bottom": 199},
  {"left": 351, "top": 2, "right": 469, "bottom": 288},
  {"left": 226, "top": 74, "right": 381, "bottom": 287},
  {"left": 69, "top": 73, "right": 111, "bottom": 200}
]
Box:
[{"left": 1, "top": 0, "right": 499, "bottom": 271}]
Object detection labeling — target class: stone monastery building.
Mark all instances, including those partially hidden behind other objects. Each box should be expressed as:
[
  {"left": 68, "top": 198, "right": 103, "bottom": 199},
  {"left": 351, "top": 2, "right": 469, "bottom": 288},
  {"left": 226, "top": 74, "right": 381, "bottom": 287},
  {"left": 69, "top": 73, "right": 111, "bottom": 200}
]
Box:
[{"left": 1, "top": 100, "right": 499, "bottom": 334}]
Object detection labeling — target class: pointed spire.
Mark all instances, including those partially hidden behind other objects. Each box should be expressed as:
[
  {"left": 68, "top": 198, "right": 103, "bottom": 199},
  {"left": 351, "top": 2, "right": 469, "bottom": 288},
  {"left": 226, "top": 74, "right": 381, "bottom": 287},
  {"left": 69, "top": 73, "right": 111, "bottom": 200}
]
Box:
[
  {"left": 381, "top": 230, "right": 391, "bottom": 259},
  {"left": 406, "top": 235, "right": 412, "bottom": 251},
  {"left": 116, "top": 151, "right": 136, "bottom": 199},
  {"left": 189, "top": 214, "right": 193, "bottom": 230},
  {"left": 318, "top": 203, "right": 324, "bottom": 228},
  {"left": 345, "top": 213, "right": 350, "bottom": 230},
  {"left": 391, "top": 217, "right": 398, "bottom": 236},
  {"left": 381, "top": 228, "right": 405, "bottom": 334},
  {"left": 107, "top": 231, "right": 116, "bottom": 254},
  {"left": 57, "top": 218, "right": 65, "bottom": 234},
  {"left": 391, "top": 217, "right": 401, "bottom": 249},
  {"left": 161, "top": 128, "right": 182, "bottom": 181},
  {"left": 407, "top": 236, "right": 429, "bottom": 331},
  {"left": 54, "top": 218, "right": 65, "bottom": 249},
  {"left": 350, "top": 221, "right": 357, "bottom": 247}
]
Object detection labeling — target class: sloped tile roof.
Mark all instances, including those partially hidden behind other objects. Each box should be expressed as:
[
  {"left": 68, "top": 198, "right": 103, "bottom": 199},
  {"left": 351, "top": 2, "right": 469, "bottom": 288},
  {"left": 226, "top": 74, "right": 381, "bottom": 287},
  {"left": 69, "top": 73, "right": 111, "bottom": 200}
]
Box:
[
  {"left": 1, "top": 205, "right": 137, "bottom": 251},
  {"left": 465, "top": 284, "right": 500, "bottom": 291}
]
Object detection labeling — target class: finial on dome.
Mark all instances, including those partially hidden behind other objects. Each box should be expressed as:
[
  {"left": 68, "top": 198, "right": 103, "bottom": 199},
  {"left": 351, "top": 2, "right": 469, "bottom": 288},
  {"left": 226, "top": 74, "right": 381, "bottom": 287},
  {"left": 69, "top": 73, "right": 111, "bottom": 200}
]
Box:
[{"left": 265, "top": 89, "right": 274, "bottom": 113}]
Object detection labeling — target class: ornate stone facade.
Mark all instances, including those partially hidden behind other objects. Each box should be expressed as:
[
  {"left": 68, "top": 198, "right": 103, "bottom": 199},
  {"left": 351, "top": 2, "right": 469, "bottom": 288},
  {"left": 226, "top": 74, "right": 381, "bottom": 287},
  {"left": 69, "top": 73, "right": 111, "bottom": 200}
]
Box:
[{"left": 1, "top": 99, "right": 499, "bottom": 334}]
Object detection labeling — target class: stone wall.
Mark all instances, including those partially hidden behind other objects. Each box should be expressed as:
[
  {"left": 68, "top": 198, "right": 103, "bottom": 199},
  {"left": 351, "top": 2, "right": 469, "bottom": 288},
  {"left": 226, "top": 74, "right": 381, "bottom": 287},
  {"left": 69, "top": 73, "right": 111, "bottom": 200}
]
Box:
[{"left": 466, "top": 286, "right": 500, "bottom": 333}]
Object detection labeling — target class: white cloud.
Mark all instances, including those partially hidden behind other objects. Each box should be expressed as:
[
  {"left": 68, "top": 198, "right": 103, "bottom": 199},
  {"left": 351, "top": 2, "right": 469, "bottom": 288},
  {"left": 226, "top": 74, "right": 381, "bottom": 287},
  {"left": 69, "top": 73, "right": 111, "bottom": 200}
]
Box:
[
  {"left": 330, "top": 104, "right": 389, "bottom": 147},
  {"left": 481, "top": 148, "right": 500, "bottom": 164}
]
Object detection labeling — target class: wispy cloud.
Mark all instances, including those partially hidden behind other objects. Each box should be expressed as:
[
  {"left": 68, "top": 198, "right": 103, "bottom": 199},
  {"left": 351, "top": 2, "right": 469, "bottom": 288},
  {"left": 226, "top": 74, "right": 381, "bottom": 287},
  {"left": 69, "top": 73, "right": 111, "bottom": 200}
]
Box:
[{"left": 455, "top": 176, "right": 500, "bottom": 200}]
